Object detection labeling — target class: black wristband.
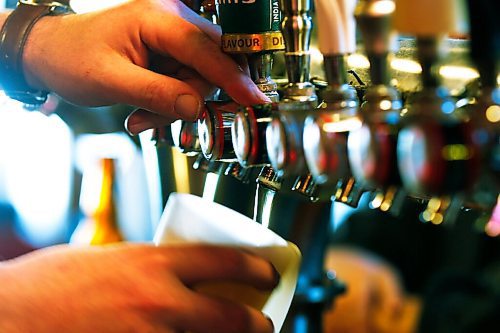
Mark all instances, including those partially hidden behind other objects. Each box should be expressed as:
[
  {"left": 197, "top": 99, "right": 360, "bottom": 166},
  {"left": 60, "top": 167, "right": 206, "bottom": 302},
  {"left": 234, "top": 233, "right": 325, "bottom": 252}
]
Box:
[{"left": 0, "top": 0, "right": 73, "bottom": 106}]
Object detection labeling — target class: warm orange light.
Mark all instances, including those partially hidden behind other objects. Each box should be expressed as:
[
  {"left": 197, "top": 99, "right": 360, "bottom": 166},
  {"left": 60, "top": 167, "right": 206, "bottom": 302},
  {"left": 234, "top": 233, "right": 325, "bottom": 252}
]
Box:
[{"left": 486, "top": 105, "right": 500, "bottom": 123}]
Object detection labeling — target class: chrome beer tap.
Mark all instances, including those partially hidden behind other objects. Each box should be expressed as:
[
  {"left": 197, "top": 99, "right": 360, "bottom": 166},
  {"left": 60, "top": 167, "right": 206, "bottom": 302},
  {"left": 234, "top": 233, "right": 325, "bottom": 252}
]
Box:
[
  {"left": 265, "top": 0, "right": 326, "bottom": 200},
  {"left": 347, "top": 0, "right": 406, "bottom": 214},
  {"left": 395, "top": 0, "right": 479, "bottom": 224},
  {"left": 170, "top": 119, "right": 201, "bottom": 156},
  {"left": 302, "top": 0, "right": 365, "bottom": 207},
  {"left": 167, "top": 0, "right": 216, "bottom": 156},
  {"left": 262, "top": 1, "right": 347, "bottom": 331},
  {"left": 198, "top": 0, "right": 285, "bottom": 163}
]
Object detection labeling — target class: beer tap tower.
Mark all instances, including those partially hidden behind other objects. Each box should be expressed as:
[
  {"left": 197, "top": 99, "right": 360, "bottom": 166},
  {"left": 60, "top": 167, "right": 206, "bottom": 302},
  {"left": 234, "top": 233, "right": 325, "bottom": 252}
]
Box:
[{"left": 347, "top": 0, "right": 406, "bottom": 214}]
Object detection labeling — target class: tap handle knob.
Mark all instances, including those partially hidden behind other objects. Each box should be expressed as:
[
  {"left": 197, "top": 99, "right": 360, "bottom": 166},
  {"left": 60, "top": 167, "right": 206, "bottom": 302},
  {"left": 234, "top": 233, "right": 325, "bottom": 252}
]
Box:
[
  {"left": 266, "top": 103, "right": 310, "bottom": 175},
  {"left": 170, "top": 120, "right": 201, "bottom": 155},
  {"left": 232, "top": 104, "right": 275, "bottom": 167},
  {"left": 355, "top": 0, "right": 395, "bottom": 56},
  {"left": 394, "top": 0, "right": 459, "bottom": 37},
  {"left": 198, "top": 101, "right": 238, "bottom": 161},
  {"left": 217, "top": 0, "right": 284, "bottom": 53},
  {"left": 315, "top": 0, "right": 356, "bottom": 55}
]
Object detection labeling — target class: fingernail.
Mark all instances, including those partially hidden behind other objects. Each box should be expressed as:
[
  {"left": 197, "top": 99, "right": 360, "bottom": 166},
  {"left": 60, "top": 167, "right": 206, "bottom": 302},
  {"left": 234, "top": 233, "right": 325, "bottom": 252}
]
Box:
[
  {"left": 265, "top": 315, "right": 275, "bottom": 333},
  {"left": 175, "top": 94, "right": 201, "bottom": 120},
  {"left": 125, "top": 112, "right": 155, "bottom": 136},
  {"left": 251, "top": 84, "right": 272, "bottom": 104}
]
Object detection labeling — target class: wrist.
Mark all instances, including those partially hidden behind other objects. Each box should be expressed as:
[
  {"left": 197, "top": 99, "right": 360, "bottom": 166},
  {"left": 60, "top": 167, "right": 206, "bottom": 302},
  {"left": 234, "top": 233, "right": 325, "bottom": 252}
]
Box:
[
  {"left": 22, "top": 14, "right": 58, "bottom": 91},
  {"left": 0, "top": 1, "right": 74, "bottom": 105}
]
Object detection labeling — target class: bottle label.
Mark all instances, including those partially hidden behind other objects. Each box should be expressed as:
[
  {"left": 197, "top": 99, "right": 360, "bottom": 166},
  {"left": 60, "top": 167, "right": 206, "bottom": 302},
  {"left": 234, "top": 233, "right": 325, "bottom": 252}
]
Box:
[
  {"left": 217, "top": 0, "right": 282, "bottom": 34},
  {"left": 221, "top": 32, "right": 284, "bottom": 53}
]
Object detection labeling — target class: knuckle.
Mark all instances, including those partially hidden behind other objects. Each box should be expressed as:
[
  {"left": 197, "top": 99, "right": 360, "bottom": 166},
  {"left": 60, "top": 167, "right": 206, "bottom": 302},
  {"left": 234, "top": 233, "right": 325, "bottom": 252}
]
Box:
[
  {"left": 215, "top": 247, "right": 247, "bottom": 274},
  {"left": 223, "top": 306, "right": 254, "bottom": 333},
  {"left": 141, "top": 78, "right": 170, "bottom": 111}
]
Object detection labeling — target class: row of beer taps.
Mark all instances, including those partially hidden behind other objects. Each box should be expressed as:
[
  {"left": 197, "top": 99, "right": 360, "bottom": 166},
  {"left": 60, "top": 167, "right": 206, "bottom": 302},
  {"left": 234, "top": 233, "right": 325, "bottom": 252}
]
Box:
[{"left": 159, "top": 0, "right": 499, "bottom": 235}]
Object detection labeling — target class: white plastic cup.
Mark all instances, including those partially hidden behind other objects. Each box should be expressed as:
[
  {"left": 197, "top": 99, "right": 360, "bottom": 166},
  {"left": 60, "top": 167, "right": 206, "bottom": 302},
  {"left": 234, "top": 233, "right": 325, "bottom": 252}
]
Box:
[{"left": 153, "top": 193, "right": 301, "bottom": 332}]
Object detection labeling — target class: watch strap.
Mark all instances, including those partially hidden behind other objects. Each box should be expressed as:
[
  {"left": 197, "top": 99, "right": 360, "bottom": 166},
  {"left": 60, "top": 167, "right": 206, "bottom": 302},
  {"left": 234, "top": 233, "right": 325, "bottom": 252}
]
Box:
[{"left": 0, "top": 0, "right": 73, "bottom": 105}]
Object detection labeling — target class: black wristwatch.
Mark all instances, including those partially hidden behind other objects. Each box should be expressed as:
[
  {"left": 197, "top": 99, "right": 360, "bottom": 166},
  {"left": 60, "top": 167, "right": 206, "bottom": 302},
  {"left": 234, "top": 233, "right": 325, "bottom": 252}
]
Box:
[{"left": 0, "top": 0, "right": 74, "bottom": 106}]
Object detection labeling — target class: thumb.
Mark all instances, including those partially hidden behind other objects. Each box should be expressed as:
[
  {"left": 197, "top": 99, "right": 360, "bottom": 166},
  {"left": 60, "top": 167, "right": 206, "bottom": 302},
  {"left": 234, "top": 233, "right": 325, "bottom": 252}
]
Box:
[{"left": 104, "top": 61, "right": 203, "bottom": 121}]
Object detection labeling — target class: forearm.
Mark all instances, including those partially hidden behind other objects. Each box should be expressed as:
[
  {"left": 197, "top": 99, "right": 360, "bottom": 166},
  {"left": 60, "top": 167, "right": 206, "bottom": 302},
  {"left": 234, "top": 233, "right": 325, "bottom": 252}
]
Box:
[{"left": 0, "top": 261, "right": 17, "bottom": 332}]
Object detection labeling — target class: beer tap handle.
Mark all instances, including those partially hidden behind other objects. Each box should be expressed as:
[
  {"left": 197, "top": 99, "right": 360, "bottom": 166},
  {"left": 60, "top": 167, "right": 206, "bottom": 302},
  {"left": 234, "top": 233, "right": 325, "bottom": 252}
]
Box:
[
  {"left": 277, "top": 0, "right": 318, "bottom": 102},
  {"left": 338, "top": 0, "right": 358, "bottom": 54},
  {"left": 200, "top": 0, "right": 285, "bottom": 163},
  {"left": 355, "top": 0, "right": 395, "bottom": 85},
  {"left": 279, "top": 0, "right": 313, "bottom": 84},
  {"left": 315, "top": 0, "right": 347, "bottom": 57},
  {"left": 394, "top": 0, "right": 459, "bottom": 37},
  {"left": 395, "top": 0, "right": 478, "bottom": 222},
  {"left": 314, "top": 0, "right": 357, "bottom": 84},
  {"left": 395, "top": 0, "right": 459, "bottom": 87}
]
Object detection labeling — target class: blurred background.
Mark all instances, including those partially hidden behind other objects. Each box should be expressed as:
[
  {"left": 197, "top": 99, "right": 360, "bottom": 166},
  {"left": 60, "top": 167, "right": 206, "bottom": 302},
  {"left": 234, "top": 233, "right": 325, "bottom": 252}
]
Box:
[
  {"left": 0, "top": 0, "right": 156, "bottom": 257},
  {"left": 0, "top": 0, "right": 499, "bottom": 332}
]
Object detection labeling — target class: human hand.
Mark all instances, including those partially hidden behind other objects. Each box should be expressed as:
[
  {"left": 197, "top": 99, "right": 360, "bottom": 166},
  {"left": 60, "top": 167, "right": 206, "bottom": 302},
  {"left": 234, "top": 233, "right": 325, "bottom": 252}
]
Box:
[
  {"left": 0, "top": 243, "right": 277, "bottom": 333},
  {"left": 22, "top": 0, "right": 269, "bottom": 134},
  {"left": 323, "top": 247, "right": 420, "bottom": 333}
]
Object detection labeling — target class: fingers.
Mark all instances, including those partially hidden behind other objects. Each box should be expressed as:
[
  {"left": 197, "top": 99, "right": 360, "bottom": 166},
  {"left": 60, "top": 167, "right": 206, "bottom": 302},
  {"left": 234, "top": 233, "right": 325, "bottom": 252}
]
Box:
[
  {"left": 123, "top": 66, "right": 215, "bottom": 135},
  {"left": 173, "top": 291, "right": 274, "bottom": 333},
  {"left": 160, "top": 245, "right": 280, "bottom": 291},
  {"left": 103, "top": 58, "right": 204, "bottom": 120},
  {"left": 141, "top": 13, "right": 270, "bottom": 106},
  {"left": 149, "top": 57, "right": 217, "bottom": 98},
  {"left": 175, "top": 67, "right": 218, "bottom": 98},
  {"left": 125, "top": 108, "right": 177, "bottom": 135}
]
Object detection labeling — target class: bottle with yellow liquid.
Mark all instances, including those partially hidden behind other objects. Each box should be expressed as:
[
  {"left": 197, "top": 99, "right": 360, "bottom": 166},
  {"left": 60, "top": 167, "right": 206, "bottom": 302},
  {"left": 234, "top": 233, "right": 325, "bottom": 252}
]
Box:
[{"left": 70, "top": 158, "right": 124, "bottom": 245}]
